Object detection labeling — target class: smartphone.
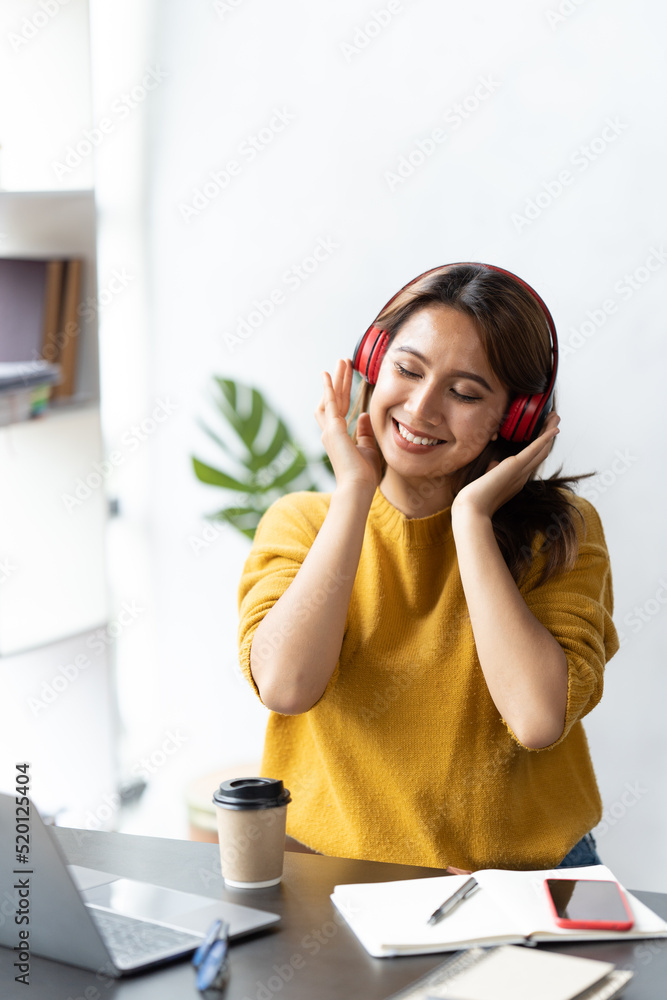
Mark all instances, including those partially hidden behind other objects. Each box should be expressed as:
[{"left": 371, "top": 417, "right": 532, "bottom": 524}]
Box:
[{"left": 544, "top": 878, "right": 634, "bottom": 931}]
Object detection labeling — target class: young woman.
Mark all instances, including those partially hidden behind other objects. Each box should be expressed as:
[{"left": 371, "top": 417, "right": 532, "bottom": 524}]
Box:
[{"left": 237, "top": 263, "right": 619, "bottom": 872}]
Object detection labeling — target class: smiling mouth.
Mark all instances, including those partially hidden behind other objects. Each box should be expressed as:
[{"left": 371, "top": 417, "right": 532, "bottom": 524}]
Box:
[{"left": 393, "top": 419, "right": 445, "bottom": 446}]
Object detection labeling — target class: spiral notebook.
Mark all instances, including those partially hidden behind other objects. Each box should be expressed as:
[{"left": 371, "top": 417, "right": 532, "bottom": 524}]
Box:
[{"left": 386, "top": 945, "right": 633, "bottom": 1000}]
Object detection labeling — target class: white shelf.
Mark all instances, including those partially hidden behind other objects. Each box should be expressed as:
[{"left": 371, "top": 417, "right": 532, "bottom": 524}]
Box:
[
  {"left": 0, "top": 188, "right": 100, "bottom": 403},
  {"left": 0, "top": 189, "right": 97, "bottom": 252}
]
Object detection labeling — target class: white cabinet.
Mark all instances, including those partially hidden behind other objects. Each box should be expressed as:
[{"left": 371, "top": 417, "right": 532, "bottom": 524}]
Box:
[{"left": 0, "top": 406, "right": 109, "bottom": 655}]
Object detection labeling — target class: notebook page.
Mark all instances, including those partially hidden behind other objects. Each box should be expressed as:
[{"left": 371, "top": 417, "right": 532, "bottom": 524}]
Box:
[
  {"left": 474, "top": 865, "right": 667, "bottom": 941},
  {"left": 472, "top": 865, "right": 619, "bottom": 937},
  {"left": 331, "top": 875, "right": 523, "bottom": 955},
  {"left": 426, "top": 945, "right": 614, "bottom": 1000}
]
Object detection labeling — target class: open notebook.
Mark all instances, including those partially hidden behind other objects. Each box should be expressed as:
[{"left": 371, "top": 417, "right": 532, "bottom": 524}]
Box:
[{"left": 331, "top": 864, "right": 667, "bottom": 957}]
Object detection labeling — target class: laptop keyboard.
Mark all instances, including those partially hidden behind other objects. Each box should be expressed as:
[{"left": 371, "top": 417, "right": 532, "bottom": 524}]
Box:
[{"left": 88, "top": 906, "right": 204, "bottom": 970}]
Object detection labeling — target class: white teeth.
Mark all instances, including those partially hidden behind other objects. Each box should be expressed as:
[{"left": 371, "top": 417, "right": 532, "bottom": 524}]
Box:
[{"left": 396, "top": 422, "right": 441, "bottom": 446}]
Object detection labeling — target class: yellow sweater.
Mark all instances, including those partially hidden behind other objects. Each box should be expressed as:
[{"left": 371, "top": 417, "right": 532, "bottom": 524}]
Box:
[{"left": 238, "top": 487, "right": 619, "bottom": 871}]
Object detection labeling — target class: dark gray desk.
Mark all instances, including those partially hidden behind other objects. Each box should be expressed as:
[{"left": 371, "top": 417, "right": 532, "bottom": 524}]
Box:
[{"left": 1, "top": 828, "right": 666, "bottom": 1000}]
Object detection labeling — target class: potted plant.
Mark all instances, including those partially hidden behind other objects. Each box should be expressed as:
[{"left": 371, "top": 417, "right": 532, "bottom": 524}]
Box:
[{"left": 192, "top": 377, "right": 334, "bottom": 540}]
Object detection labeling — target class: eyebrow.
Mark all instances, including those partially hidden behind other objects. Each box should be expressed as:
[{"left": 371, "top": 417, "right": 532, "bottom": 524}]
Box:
[{"left": 392, "top": 346, "right": 493, "bottom": 392}]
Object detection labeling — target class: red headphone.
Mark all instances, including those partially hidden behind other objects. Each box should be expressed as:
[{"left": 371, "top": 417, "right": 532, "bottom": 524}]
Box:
[{"left": 352, "top": 262, "right": 559, "bottom": 444}]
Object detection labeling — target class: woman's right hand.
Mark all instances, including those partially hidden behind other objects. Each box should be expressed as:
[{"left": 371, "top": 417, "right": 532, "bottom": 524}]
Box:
[{"left": 315, "top": 358, "right": 382, "bottom": 493}]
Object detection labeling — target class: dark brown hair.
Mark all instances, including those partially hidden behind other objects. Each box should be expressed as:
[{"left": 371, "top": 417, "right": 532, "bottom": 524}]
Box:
[{"left": 350, "top": 263, "right": 588, "bottom": 586}]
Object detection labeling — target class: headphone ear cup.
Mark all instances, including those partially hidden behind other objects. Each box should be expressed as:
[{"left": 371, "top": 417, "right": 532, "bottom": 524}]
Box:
[
  {"left": 500, "top": 395, "right": 531, "bottom": 442},
  {"left": 352, "top": 325, "right": 389, "bottom": 385},
  {"left": 500, "top": 394, "right": 551, "bottom": 443}
]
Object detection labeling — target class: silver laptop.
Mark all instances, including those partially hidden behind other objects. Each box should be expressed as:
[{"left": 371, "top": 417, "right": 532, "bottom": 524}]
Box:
[{"left": 0, "top": 792, "right": 280, "bottom": 976}]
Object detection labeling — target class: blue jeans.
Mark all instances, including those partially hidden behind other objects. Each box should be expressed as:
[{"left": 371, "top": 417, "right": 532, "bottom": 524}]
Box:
[{"left": 556, "top": 832, "right": 602, "bottom": 868}]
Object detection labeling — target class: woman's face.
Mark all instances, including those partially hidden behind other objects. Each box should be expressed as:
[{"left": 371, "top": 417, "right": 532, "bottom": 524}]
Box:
[{"left": 369, "top": 304, "right": 510, "bottom": 511}]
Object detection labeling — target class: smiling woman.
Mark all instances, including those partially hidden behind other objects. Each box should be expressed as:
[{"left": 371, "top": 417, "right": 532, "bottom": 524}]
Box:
[
  {"left": 367, "top": 306, "right": 510, "bottom": 513},
  {"left": 237, "top": 262, "right": 619, "bottom": 874}
]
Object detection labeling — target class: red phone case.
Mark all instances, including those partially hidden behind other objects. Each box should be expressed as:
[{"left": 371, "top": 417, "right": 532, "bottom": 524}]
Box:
[{"left": 544, "top": 878, "right": 635, "bottom": 931}]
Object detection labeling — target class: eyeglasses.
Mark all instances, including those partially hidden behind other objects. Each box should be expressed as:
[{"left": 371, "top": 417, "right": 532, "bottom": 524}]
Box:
[{"left": 192, "top": 918, "right": 230, "bottom": 994}]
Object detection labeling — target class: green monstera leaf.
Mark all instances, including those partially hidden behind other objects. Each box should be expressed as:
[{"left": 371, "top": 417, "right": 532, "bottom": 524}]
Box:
[{"left": 192, "top": 377, "right": 333, "bottom": 539}]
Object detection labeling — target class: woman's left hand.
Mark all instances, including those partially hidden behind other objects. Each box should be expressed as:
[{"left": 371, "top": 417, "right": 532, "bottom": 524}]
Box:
[{"left": 452, "top": 411, "right": 560, "bottom": 521}]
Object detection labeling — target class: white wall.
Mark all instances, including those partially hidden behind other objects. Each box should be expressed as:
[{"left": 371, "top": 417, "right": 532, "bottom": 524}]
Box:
[
  {"left": 92, "top": 1, "right": 667, "bottom": 885},
  {"left": 0, "top": 0, "right": 94, "bottom": 191}
]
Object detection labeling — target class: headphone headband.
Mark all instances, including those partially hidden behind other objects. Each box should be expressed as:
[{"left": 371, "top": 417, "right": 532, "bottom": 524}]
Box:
[{"left": 352, "top": 262, "right": 558, "bottom": 443}]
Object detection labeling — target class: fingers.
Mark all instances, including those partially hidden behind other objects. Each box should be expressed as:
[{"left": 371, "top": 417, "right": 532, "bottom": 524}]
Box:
[
  {"left": 315, "top": 359, "right": 353, "bottom": 430},
  {"left": 333, "top": 358, "right": 353, "bottom": 417},
  {"left": 315, "top": 370, "right": 332, "bottom": 419},
  {"left": 514, "top": 432, "right": 558, "bottom": 485},
  {"left": 485, "top": 416, "right": 558, "bottom": 496},
  {"left": 537, "top": 411, "right": 560, "bottom": 443},
  {"left": 356, "top": 412, "right": 378, "bottom": 449},
  {"left": 514, "top": 415, "right": 560, "bottom": 468}
]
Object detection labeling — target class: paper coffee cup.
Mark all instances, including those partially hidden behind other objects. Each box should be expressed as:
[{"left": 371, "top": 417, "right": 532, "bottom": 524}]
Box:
[{"left": 213, "top": 777, "right": 291, "bottom": 888}]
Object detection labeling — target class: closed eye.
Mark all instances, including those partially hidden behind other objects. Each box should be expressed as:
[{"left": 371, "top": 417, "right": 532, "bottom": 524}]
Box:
[
  {"left": 394, "top": 362, "right": 420, "bottom": 379},
  {"left": 395, "top": 362, "right": 482, "bottom": 402},
  {"left": 451, "top": 389, "right": 482, "bottom": 403}
]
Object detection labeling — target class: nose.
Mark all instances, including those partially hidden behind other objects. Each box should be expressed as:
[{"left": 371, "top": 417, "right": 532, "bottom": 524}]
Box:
[{"left": 404, "top": 382, "right": 443, "bottom": 428}]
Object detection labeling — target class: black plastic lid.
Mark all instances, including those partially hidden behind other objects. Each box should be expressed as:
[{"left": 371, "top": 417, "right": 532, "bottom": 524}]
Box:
[{"left": 212, "top": 777, "right": 291, "bottom": 810}]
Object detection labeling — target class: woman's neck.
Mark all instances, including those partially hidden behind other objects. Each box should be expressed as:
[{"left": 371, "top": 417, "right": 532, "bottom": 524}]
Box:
[{"left": 379, "top": 468, "right": 453, "bottom": 518}]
